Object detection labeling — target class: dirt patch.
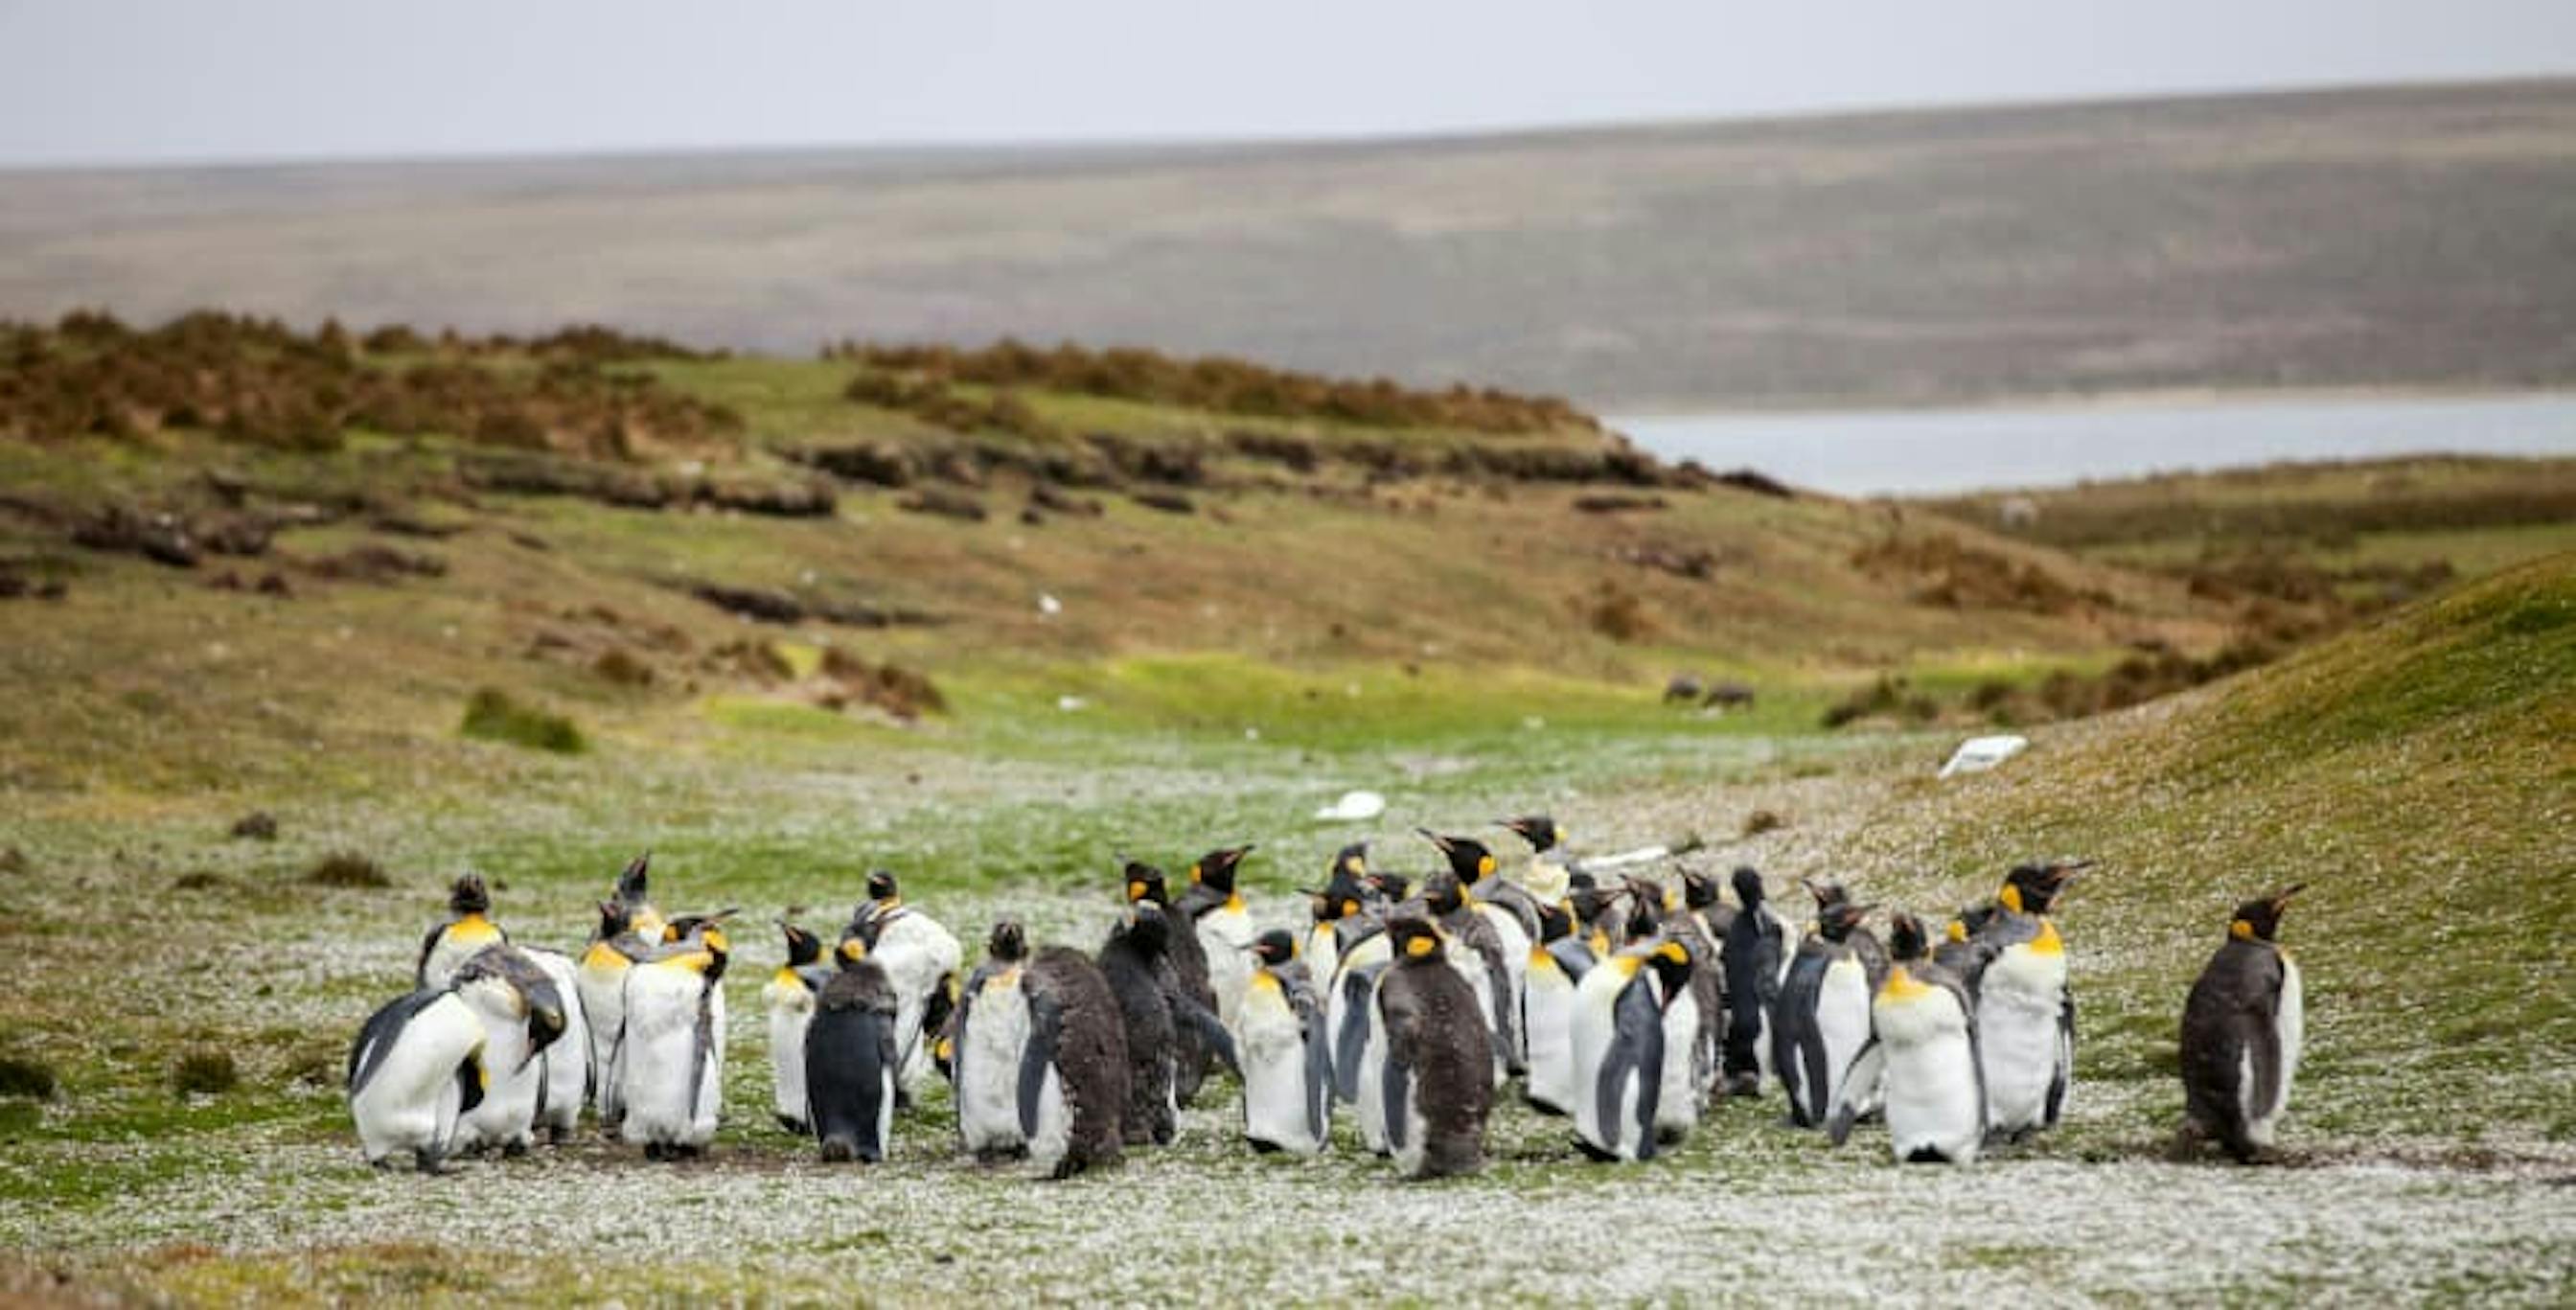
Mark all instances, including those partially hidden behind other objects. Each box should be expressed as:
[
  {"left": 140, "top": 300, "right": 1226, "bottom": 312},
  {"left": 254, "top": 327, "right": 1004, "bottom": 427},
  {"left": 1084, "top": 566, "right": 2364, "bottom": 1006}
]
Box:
[
  {"left": 304, "top": 851, "right": 393, "bottom": 888},
  {"left": 1852, "top": 534, "right": 2105, "bottom": 615}
]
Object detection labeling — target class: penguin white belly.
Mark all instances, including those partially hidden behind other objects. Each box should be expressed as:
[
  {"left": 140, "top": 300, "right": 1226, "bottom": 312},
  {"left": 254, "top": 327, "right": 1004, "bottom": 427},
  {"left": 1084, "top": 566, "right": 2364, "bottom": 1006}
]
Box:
[
  {"left": 765, "top": 974, "right": 815, "bottom": 1133},
  {"left": 1522, "top": 953, "right": 1576, "bottom": 1115},
  {"left": 872, "top": 918, "right": 963, "bottom": 1096},
  {"left": 1199, "top": 908, "right": 1255, "bottom": 1029},
  {"left": 1238, "top": 977, "right": 1319, "bottom": 1154},
  {"left": 1876, "top": 995, "right": 1982, "bottom": 1163},
  {"left": 690, "top": 984, "right": 725, "bottom": 1145},
  {"left": 1303, "top": 925, "right": 1342, "bottom": 990},
  {"left": 2247, "top": 955, "right": 2303, "bottom": 1147},
  {"left": 1024, "top": 1063, "right": 1071, "bottom": 1174},
  {"left": 1476, "top": 906, "right": 1532, "bottom": 1072},
  {"left": 526, "top": 950, "right": 586, "bottom": 1139},
  {"left": 1653, "top": 990, "right": 1704, "bottom": 1140},
  {"left": 1568, "top": 962, "right": 1635, "bottom": 1158},
  {"left": 350, "top": 995, "right": 484, "bottom": 1163},
  {"left": 1389, "top": 1063, "right": 1430, "bottom": 1178},
  {"left": 958, "top": 970, "right": 1032, "bottom": 1154},
  {"left": 1814, "top": 957, "right": 1874, "bottom": 1118},
  {"left": 619, "top": 966, "right": 715, "bottom": 1148},
  {"left": 455, "top": 1000, "right": 541, "bottom": 1153},
  {"left": 576, "top": 949, "right": 631, "bottom": 1120},
  {"left": 1976, "top": 946, "right": 2068, "bottom": 1135}
]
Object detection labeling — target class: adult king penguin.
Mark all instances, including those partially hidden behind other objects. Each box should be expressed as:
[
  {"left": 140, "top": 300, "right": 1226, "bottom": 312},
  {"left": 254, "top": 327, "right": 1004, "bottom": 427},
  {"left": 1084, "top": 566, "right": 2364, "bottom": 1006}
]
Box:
[
  {"left": 1300, "top": 844, "right": 1372, "bottom": 987},
  {"left": 1829, "top": 913, "right": 1985, "bottom": 1164},
  {"left": 416, "top": 873, "right": 506, "bottom": 990},
  {"left": 846, "top": 871, "right": 962, "bottom": 1105},
  {"left": 806, "top": 934, "right": 900, "bottom": 1162},
  {"left": 953, "top": 920, "right": 1040, "bottom": 1162},
  {"left": 576, "top": 897, "right": 656, "bottom": 1136},
  {"left": 348, "top": 984, "right": 489, "bottom": 1173},
  {"left": 1521, "top": 900, "right": 1592, "bottom": 1117},
  {"left": 2178, "top": 885, "right": 2306, "bottom": 1163},
  {"left": 619, "top": 914, "right": 732, "bottom": 1160},
  {"left": 448, "top": 945, "right": 571, "bottom": 1157},
  {"left": 1174, "top": 844, "right": 1257, "bottom": 1031},
  {"left": 1721, "top": 866, "right": 1789, "bottom": 1097},
  {"left": 1570, "top": 936, "right": 1694, "bottom": 1161},
  {"left": 1973, "top": 861, "right": 2084, "bottom": 1142},
  {"left": 1375, "top": 916, "right": 1494, "bottom": 1179},
  {"left": 1499, "top": 814, "right": 1575, "bottom": 904},
  {"left": 1238, "top": 930, "right": 1331, "bottom": 1155},
  {"left": 1774, "top": 897, "right": 1877, "bottom": 1129},
  {"left": 765, "top": 921, "right": 834, "bottom": 1136}
]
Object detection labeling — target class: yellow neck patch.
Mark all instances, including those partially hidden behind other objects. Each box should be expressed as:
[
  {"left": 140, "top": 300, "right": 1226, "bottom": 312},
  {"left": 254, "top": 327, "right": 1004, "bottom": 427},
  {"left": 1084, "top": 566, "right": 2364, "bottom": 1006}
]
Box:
[
  {"left": 1224, "top": 891, "right": 1246, "bottom": 915},
  {"left": 1476, "top": 854, "right": 1497, "bottom": 880},
  {"left": 2030, "top": 918, "right": 2063, "bottom": 956},
  {"left": 581, "top": 942, "right": 630, "bottom": 973},
  {"left": 1588, "top": 928, "right": 1611, "bottom": 958},
  {"left": 2229, "top": 919, "right": 2254, "bottom": 941},
  {"left": 772, "top": 966, "right": 799, "bottom": 988},
  {"left": 1404, "top": 935, "right": 1436, "bottom": 958},
  {"left": 667, "top": 950, "right": 717, "bottom": 976},
  {"left": 1945, "top": 920, "right": 1968, "bottom": 944},
  {"left": 1879, "top": 966, "right": 1931, "bottom": 1002},
  {"left": 1999, "top": 885, "right": 2025, "bottom": 914},
  {"left": 1126, "top": 880, "right": 1147, "bottom": 903}
]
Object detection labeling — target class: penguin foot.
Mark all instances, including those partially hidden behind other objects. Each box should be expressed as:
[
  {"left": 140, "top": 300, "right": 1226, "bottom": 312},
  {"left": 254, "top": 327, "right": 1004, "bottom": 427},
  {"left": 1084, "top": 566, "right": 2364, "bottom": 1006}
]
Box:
[
  {"left": 642, "top": 1141, "right": 666, "bottom": 1161},
  {"left": 413, "top": 1148, "right": 448, "bottom": 1176},
  {"left": 1572, "top": 1138, "right": 1620, "bottom": 1163},
  {"left": 1723, "top": 1073, "right": 1762, "bottom": 1098},
  {"left": 819, "top": 1138, "right": 854, "bottom": 1163},
  {"left": 502, "top": 1139, "right": 529, "bottom": 1159},
  {"left": 671, "top": 1143, "right": 703, "bottom": 1161},
  {"left": 775, "top": 1115, "right": 809, "bottom": 1137}
]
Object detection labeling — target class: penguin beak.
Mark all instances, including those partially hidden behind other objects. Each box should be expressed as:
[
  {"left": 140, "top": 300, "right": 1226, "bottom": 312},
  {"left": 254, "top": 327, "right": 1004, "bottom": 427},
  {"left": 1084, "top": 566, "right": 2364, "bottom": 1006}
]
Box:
[
  {"left": 1414, "top": 828, "right": 1453, "bottom": 852},
  {"left": 2271, "top": 884, "right": 2308, "bottom": 909}
]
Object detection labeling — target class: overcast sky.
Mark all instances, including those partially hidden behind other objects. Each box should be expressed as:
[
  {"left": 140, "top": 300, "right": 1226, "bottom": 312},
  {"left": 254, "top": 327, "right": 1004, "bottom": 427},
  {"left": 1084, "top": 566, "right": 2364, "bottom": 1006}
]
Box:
[{"left": 2, "top": 0, "right": 2570, "bottom": 167}]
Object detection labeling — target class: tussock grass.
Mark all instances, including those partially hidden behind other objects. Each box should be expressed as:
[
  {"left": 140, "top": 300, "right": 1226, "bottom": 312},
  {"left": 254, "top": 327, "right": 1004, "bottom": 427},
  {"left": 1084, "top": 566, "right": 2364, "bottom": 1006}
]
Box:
[{"left": 460, "top": 689, "right": 586, "bottom": 755}]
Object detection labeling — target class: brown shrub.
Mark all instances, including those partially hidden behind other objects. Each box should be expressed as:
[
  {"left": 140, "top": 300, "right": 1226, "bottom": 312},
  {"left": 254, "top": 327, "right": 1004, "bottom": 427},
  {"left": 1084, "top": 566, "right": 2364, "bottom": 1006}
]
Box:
[{"left": 1586, "top": 584, "right": 1656, "bottom": 643}]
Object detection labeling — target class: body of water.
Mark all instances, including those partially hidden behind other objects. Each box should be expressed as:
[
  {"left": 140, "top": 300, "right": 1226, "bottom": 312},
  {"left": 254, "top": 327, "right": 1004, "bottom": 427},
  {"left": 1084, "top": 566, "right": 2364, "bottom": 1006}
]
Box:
[{"left": 1611, "top": 392, "right": 2576, "bottom": 496}]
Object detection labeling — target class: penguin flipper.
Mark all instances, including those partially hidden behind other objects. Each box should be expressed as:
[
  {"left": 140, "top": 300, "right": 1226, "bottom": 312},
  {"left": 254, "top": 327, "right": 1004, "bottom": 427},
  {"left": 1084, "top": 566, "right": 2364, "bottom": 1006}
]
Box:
[
  {"left": 1019, "top": 989, "right": 1065, "bottom": 1139},
  {"left": 1300, "top": 996, "right": 1333, "bottom": 1144},
  {"left": 349, "top": 989, "right": 444, "bottom": 1096},
  {"left": 1173, "top": 994, "right": 1239, "bottom": 1075},
  {"left": 689, "top": 980, "right": 718, "bottom": 1114},
  {"left": 1332, "top": 968, "right": 1378, "bottom": 1103},
  {"left": 414, "top": 924, "right": 446, "bottom": 987},
  {"left": 455, "top": 1051, "right": 487, "bottom": 1115},
  {"left": 1380, "top": 1052, "right": 1411, "bottom": 1153},
  {"left": 1827, "top": 1038, "right": 1884, "bottom": 1147},
  {"left": 2044, "top": 986, "right": 2075, "bottom": 1129}
]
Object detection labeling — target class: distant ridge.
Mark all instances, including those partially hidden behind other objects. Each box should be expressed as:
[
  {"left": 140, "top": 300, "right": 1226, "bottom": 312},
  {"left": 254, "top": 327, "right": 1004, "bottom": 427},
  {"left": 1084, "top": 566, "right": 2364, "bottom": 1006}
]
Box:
[{"left": 3, "top": 78, "right": 2571, "bottom": 409}]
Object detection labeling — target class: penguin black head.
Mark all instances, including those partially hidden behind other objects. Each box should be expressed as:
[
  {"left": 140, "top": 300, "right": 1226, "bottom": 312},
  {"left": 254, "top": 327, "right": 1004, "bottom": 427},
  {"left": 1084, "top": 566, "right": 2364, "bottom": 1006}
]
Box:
[
  {"left": 1417, "top": 830, "right": 1499, "bottom": 884},
  {"left": 1818, "top": 900, "right": 1873, "bottom": 942},
  {"left": 614, "top": 851, "right": 651, "bottom": 907},
  {"left": 1421, "top": 871, "right": 1468, "bottom": 916},
  {"left": 1946, "top": 901, "right": 1996, "bottom": 944},
  {"left": 1116, "top": 901, "right": 1171, "bottom": 954},
  {"left": 1681, "top": 868, "right": 1720, "bottom": 911},
  {"left": 987, "top": 918, "right": 1029, "bottom": 963},
  {"left": 1534, "top": 900, "right": 1574, "bottom": 944},
  {"left": 1732, "top": 866, "right": 1766, "bottom": 909},
  {"left": 1190, "top": 845, "right": 1254, "bottom": 894},
  {"left": 523, "top": 975, "right": 569, "bottom": 1056},
  {"left": 1386, "top": 914, "right": 1444, "bottom": 962},
  {"left": 1645, "top": 936, "right": 1694, "bottom": 1000},
  {"left": 1499, "top": 815, "right": 1564, "bottom": 854},
  {"left": 2228, "top": 885, "right": 2305, "bottom": 943},
  {"left": 1999, "top": 860, "right": 2088, "bottom": 915},
  {"left": 1365, "top": 870, "right": 1411, "bottom": 906},
  {"left": 1304, "top": 845, "right": 1369, "bottom": 922},
  {"left": 779, "top": 921, "right": 823, "bottom": 968},
  {"left": 1622, "top": 876, "right": 1669, "bottom": 937},
  {"left": 865, "top": 869, "right": 901, "bottom": 905},
  {"left": 448, "top": 873, "right": 492, "bottom": 917},
  {"left": 1123, "top": 861, "right": 1170, "bottom": 908},
  {"left": 1569, "top": 882, "right": 1621, "bottom": 929},
  {"left": 1888, "top": 912, "right": 1930, "bottom": 962},
  {"left": 1252, "top": 929, "right": 1297, "bottom": 967},
  {"left": 593, "top": 899, "right": 632, "bottom": 940},
  {"left": 1804, "top": 878, "right": 1855, "bottom": 912}
]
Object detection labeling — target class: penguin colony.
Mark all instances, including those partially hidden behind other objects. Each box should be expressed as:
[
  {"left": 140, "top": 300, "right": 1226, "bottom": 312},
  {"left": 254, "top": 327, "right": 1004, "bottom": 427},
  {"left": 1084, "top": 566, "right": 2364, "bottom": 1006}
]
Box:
[{"left": 351, "top": 827, "right": 2311, "bottom": 1176}]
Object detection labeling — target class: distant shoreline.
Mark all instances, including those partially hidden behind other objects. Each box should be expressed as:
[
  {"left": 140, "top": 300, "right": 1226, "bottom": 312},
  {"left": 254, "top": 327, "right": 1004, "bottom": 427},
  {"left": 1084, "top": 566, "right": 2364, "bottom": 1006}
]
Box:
[{"left": 1599, "top": 383, "right": 2576, "bottom": 424}]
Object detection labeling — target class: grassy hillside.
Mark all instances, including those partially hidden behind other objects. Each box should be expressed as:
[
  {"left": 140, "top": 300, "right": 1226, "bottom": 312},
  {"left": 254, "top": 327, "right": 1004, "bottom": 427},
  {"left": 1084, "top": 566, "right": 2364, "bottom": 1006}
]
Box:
[{"left": 6, "top": 79, "right": 2575, "bottom": 407}]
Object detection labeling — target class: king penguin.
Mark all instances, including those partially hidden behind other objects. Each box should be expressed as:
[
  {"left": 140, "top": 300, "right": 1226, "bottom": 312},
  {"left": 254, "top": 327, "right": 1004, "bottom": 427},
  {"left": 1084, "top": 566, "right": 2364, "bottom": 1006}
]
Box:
[
  {"left": 1124, "top": 860, "right": 1218, "bottom": 1105},
  {"left": 1375, "top": 915, "right": 1494, "bottom": 1179},
  {"left": 1174, "top": 844, "right": 1257, "bottom": 1032},
  {"left": 1300, "top": 843, "right": 1372, "bottom": 987},
  {"left": 1972, "top": 861, "right": 2084, "bottom": 1142},
  {"left": 1416, "top": 863, "right": 1521, "bottom": 1087},
  {"left": 1238, "top": 929, "right": 1331, "bottom": 1155},
  {"left": 765, "top": 921, "right": 834, "bottom": 1136},
  {"left": 1021, "top": 943, "right": 1133, "bottom": 1178},
  {"left": 611, "top": 850, "right": 665, "bottom": 946},
  {"left": 1774, "top": 897, "right": 1877, "bottom": 1129},
  {"left": 806, "top": 934, "right": 901, "bottom": 1162},
  {"left": 1571, "top": 936, "right": 1693, "bottom": 1161},
  {"left": 1805, "top": 878, "right": 1890, "bottom": 992},
  {"left": 953, "top": 920, "right": 1040, "bottom": 1161},
  {"left": 618, "top": 914, "right": 732, "bottom": 1160},
  {"left": 516, "top": 943, "right": 589, "bottom": 1146},
  {"left": 348, "top": 983, "right": 490, "bottom": 1173},
  {"left": 844, "top": 871, "right": 962, "bottom": 1106},
  {"left": 576, "top": 897, "right": 656, "bottom": 1136},
  {"left": 1098, "top": 901, "right": 1235, "bottom": 1147},
  {"left": 416, "top": 873, "right": 508, "bottom": 990},
  {"left": 1521, "top": 899, "right": 1591, "bottom": 1117},
  {"left": 1422, "top": 830, "right": 1533, "bottom": 1078},
  {"left": 1829, "top": 913, "right": 1985, "bottom": 1164},
  {"left": 1721, "top": 866, "right": 1789, "bottom": 1097},
  {"left": 449, "top": 945, "right": 571, "bottom": 1157},
  {"left": 1325, "top": 877, "right": 1396, "bottom": 1121},
  {"left": 1499, "top": 814, "right": 1575, "bottom": 904},
  {"left": 2178, "top": 885, "right": 2307, "bottom": 1163}
]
